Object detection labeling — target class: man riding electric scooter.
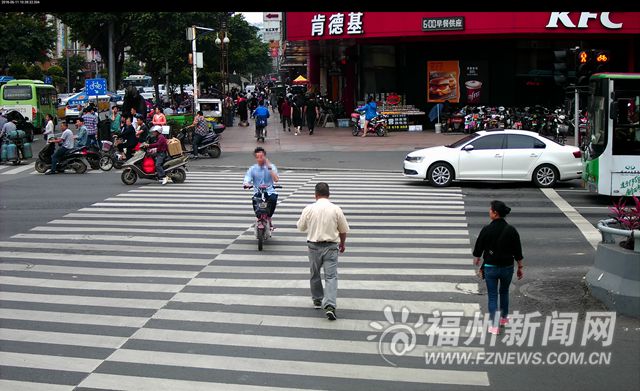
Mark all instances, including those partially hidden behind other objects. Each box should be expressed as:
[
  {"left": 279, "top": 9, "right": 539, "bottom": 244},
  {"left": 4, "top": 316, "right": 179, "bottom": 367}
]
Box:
[{"left": 243, "top": 147, "right": 279, "bottom": 227}]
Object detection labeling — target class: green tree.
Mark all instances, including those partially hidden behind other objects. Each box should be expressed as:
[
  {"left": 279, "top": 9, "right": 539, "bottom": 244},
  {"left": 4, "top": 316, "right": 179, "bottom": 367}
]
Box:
[
  {"left": 8, "top": 64, "right": 28, "bottom": 79},
  {"left": 122, "top": 59, "right": 141, "bottom": 77},
  {"left": 54, "top": 13, "right": 134, "bottom": 88},
  {"left": 58, "top": 54, "right": 85, "bottom": 92},
  {"left": 27, "top": 65, "right": 44, "bottom": 81},
  {"left": 46, "top": 65, "right": 66, "bottom": 91},
  {"left": 0, "top": 13, "right": 55, "bottom": 68},
  {"left": 57, "top": 12, "right": 271, "bottom": 101}
]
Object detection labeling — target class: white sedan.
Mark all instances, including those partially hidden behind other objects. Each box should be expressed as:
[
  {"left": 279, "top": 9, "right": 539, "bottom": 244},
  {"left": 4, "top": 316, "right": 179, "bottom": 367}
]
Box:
[{"left": 403, "top": 130, "right": 583, "bottom": 187}]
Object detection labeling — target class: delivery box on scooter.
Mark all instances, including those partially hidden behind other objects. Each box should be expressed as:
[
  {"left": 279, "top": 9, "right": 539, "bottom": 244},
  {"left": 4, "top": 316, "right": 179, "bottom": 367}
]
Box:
[{"left": 167, "top": 138, "right": 183, "bottom": 157}]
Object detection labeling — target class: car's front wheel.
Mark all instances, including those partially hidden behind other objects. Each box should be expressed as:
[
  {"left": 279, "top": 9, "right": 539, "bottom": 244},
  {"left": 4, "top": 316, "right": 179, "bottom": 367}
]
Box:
[
  {"left": 533, "top": 164, "right": 558, "bottom": 188},
  {"left": 428, "top": 162, "right": 454, "bottom": 187}
]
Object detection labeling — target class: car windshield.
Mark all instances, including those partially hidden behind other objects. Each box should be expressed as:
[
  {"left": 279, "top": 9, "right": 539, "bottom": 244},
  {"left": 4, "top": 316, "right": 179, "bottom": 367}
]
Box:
[{"left": 446, "top": 133, "right": 479, "bottom": 148}]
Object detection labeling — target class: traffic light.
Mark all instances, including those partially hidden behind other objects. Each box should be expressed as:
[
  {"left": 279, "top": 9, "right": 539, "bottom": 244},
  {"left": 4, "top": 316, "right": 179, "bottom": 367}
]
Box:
[
  {"left": 576, "top": 50, "right": 592, "bottom": 86},
  {"left": 553, "top": 49, "right": 569, "bottom": 86},
  {"left": 592, "top": 49, "right": 610, "bottom": 74}
]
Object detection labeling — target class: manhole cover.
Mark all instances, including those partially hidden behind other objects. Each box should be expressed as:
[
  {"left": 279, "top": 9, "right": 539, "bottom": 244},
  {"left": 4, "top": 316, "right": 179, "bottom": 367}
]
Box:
[{"left": 520, "top": 279, "right": 586, "bottom": 303}]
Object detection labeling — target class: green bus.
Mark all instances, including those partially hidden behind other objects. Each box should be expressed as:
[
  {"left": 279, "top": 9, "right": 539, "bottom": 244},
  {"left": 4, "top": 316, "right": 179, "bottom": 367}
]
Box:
[
  {"left": 0, "top": 79, "right": 58, "bottom": 131},
  {"left": 583, "top": 73, "right": 640, "bottom": 196}
]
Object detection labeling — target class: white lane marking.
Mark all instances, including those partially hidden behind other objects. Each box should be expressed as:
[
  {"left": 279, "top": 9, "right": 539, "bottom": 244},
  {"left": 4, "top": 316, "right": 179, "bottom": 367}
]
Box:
[
  {"left": 104, "top": 349, "right": 490, "bottom": 387},
  {"left": 79, "top": 373, "right": 325, "bottom": 391},
  {"left": 0, "top": 351, "right": 102, "bottom": 373},
  {"left": 188, "top": 278, "right": 478, "bottom": 294},
  {"left": 0, "top": 328, "right": 126, "bottom": 349},
  {"left": 540, "top": 188, "right": 601, "bottom": 249},
  {"left": 173, "top": 293, "right": 480, "bottom": 316},
  {"left": 0, "top": 380, "right": 73, "bottom": 391},
  {"left": 0, "top": 308, "right": 148, "bottom": 328},
  {"left": 1, "top": 164, "right": 35, "bottom": 175}
]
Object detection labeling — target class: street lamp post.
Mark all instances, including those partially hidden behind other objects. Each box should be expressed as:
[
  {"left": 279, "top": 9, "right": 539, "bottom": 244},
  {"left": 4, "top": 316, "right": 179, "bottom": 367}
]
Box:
[
  {"left": 215, "top": 15, "right": 231, "bottom": 96},
  {"left": 187, "top": 25, "right": 215, "bottom": 113},
  {"left": 215, "top": 32, "right": 231, "bottom": 95}
]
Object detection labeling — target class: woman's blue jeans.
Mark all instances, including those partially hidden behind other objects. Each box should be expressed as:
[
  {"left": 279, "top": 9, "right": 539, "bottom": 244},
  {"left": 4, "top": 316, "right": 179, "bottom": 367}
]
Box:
[{"left": 484, "top": 265, "right": 514, "bottom": 323}]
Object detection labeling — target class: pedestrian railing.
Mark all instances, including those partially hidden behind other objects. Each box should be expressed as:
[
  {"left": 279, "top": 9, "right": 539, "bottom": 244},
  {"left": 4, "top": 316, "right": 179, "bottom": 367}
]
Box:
[{"left": 597, "top": 218, "right": 640, "bottom": 253}]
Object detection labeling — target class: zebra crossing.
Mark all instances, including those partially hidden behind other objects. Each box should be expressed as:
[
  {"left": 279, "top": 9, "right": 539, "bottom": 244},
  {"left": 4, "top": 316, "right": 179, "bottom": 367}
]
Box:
[
  {"left": 0, "top": 163, "right": 109, "bottom": 176},
  {"left": 0, "top": 170, "right": 489, "bottom": 390}
]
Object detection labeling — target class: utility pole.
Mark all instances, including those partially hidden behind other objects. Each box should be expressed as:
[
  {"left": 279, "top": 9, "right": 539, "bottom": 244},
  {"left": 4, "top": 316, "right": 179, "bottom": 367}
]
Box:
[
  {"left": 108, "top": 21, "right": 116, "bottom": 92},
  {"left": 66, "top": 50, "right": 70, "bottom": 93},
  {"left": 191, "top": 25, "right": 198, "bottom": 113}
]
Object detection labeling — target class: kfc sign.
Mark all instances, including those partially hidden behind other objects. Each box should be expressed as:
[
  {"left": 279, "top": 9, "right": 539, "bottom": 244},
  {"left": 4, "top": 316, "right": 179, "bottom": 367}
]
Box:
[
  {"left": 546, "top": 12, "right": 623, "bottom": 29},
  {"left": 311, "top": 12, "right": 364, "bottom": 37}
]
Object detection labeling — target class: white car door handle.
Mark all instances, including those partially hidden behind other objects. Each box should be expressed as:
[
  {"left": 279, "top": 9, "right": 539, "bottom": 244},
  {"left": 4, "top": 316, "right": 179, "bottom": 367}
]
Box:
[
  {"left": 495, "top": 154, "right": 503, "bottom": 158},
  {"left": 530, "top": 154, "right": 539, "bottom": 157}
]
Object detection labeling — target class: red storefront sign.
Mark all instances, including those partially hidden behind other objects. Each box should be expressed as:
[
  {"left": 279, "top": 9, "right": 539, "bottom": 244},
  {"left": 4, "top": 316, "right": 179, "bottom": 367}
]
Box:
[{"left": 286, "top": 12, "right": 640, "bottom": 41}]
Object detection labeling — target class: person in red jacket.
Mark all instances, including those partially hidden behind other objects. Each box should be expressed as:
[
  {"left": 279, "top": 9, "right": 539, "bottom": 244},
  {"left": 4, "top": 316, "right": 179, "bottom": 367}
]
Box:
[
  {"left": 144, "top": 126, "right": 169, "bottom": 185},
  {"left": 281, "top": 98, "right": 292, "bottom": 132}
]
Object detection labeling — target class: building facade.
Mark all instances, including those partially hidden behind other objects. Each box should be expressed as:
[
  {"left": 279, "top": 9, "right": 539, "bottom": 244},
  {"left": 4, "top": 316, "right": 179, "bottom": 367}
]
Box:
[{"left": 285, "top": 11, "right": 640, "bottom": 118}]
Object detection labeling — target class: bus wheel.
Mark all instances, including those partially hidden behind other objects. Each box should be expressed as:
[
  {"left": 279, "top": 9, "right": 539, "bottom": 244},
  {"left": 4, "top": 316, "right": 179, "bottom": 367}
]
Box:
[{"left": 533, "top": 164, "right": 558, "bottom": 188}]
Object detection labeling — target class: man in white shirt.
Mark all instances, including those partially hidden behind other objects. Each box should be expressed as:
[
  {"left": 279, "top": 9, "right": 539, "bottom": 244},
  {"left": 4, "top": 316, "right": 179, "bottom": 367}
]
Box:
[
  {"left": 45, "top": 121, "right": 74, "bottom": 175},
  {"left": 297, "top": 182, "right": 349, "bottom": 320}
]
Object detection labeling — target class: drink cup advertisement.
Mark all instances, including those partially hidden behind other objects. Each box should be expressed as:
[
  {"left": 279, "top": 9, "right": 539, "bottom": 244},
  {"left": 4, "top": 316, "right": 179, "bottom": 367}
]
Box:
[
  {"left": 460, "top": 60, "right": 489, "bottom": 105},
  {"left": 427, "top": 61, "right": 460, "bottom": 103}
]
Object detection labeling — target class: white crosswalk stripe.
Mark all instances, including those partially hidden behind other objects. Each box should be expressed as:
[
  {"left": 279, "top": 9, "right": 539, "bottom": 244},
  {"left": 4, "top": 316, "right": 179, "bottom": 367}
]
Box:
[
  {"left": 0, "top": 169, "right": 488, "bottom": 390},
  {"left": 1, "top": 164, "right": 35, "bottom": 175}
]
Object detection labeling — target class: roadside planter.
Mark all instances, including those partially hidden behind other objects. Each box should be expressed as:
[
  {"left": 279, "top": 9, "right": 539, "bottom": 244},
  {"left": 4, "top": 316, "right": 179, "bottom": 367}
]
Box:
[{"left": 586, "top": 217, "right": 640, "bottom": 317}]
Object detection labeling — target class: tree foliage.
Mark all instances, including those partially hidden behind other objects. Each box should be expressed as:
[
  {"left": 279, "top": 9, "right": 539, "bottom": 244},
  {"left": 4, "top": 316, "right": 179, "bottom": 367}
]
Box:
[
  {"left": 55, "top": 12, "right": 271, "bottom": 98},
  {"left": 27, "top": 65, "right": 44, "bottom": 80},
  {"left": 8, "top": 64, "right": 28, "bottom": 79},
  {"left": 0, "top": 13, "right": 55, "bottom": 68},
  {"left": 57, "top": 54, "right": 86, "bottom": 91}
]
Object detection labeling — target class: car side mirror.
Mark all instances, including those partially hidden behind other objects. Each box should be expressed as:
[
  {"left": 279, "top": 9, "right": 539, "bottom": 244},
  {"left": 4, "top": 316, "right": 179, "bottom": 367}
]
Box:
[{"left": 462, "top": 144, "right": 474, "bottom": 151}]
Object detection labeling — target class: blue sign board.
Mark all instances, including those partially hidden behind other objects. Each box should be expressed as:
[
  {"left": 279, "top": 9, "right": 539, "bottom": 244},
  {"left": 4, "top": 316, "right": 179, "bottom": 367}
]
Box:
[
  {"left": 85, "top": 78, "right": 107, "bottom": 96},
  {"left": 44, "top": 76, "right": 53, "bottom": 85}
]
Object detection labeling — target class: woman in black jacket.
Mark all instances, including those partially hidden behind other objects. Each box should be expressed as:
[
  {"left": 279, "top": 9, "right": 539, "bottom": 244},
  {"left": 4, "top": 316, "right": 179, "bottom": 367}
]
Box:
[{"left": 473, "top": 200, "right": 524, "bottom": 335}]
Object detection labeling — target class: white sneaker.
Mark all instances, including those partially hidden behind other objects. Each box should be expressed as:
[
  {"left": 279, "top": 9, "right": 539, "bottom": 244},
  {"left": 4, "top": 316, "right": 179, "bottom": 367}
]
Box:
[{"left": 161, "top": 177, "right": 169, "bottom": 185}]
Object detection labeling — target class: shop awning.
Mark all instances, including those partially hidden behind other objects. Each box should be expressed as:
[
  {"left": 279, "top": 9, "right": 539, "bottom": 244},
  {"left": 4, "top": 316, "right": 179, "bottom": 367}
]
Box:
[{"left": 293, "top": 75, "right": 308, "bottom": 84}]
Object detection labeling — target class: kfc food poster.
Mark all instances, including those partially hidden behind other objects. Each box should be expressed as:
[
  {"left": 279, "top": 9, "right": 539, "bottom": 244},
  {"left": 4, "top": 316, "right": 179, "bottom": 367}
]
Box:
[{"left": 427, "top": 61, "right": 460, "bottom": 103}]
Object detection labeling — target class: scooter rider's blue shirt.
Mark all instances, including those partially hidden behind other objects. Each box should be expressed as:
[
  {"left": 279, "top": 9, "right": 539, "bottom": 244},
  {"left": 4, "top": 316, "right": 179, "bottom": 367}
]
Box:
[
  {"left": 244, "top": 163, "right": 278, "bottom": 196},
  {"left": 357, "top": 102, "right": 378, "bottom": 120}
]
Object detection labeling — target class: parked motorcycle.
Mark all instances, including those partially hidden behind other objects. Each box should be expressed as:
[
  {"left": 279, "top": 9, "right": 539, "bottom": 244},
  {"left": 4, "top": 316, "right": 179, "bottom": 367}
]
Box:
[
  {"left": 351, "top": 112, "right": 388, "bottom": 136},
  {"left": 120, "top": 146, "right": 189, "bottom": 185},
  {"left": 95, "top": 137, "right": 131, "bottom": 171},
  {"left": 34, "top": 142, "right": 90, "bottom": 174},
  {"left": 176, "top": 126, "right": 222, "bottom": 158},
  {"left": 244, "top": 184, "right": 282, "bottom": 251}
]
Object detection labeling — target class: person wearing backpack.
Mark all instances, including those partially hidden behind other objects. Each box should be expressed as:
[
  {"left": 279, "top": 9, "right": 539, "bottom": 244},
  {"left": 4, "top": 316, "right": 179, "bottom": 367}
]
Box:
[
  {"left": 472, "top": 200, "right": 524, "bottom": 335},
  {"left": 253, "top": 100, "right": 270, "bottom": 140}
]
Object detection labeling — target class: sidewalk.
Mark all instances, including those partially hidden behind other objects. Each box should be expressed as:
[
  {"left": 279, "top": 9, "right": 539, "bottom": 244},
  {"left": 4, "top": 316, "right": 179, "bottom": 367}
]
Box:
[
  {"left": 221, "top": 122, "right": 462, "bottom": 153},
  {"left": 219, "top": 121, "right": 576, "bottom": 153}
]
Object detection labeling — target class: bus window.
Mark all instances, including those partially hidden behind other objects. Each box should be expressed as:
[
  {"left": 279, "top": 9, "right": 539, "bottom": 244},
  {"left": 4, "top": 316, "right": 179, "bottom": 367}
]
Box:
[
  {"left": 3, "top": 85, "right": 32, "bottom": 100},
  {"left": 612, "top": 96, "right": 640, "bottom": 156},
  {"left": 590, "top": 96, "right": 606, "bottom": 158},
  {"left": 37, "top": 88, "right": 50, "bottom": 105}
]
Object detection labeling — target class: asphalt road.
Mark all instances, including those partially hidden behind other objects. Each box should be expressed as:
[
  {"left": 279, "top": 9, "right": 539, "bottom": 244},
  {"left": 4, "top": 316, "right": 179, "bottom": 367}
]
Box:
[{"left": 0, "top": 160, "right": 638, "bottom": 391}]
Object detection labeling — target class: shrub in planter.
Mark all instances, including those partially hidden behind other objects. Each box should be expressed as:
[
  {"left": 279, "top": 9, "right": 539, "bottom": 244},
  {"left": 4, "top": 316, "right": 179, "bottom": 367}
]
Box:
[{"left": 608, "top": 195, "right": 640, "bottom": 250}]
